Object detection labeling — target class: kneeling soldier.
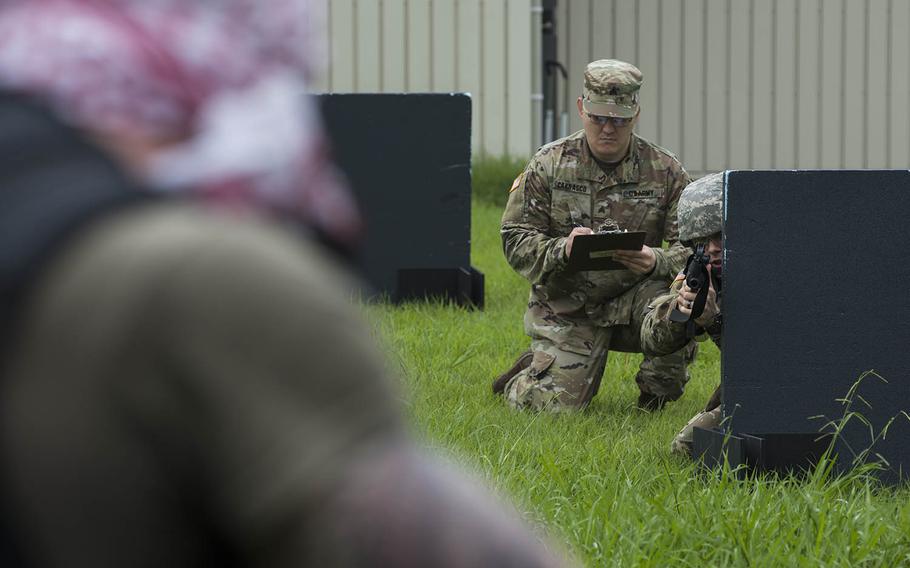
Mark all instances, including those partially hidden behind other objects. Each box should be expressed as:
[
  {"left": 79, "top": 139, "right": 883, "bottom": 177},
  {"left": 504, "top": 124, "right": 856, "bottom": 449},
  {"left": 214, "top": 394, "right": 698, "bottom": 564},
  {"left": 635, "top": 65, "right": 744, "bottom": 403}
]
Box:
[
  {"left": 493, "top": 59, "right": 695, "bottom": 412},
  {"left": 640, "top": 172, "right": 724, "bottom": 455}
]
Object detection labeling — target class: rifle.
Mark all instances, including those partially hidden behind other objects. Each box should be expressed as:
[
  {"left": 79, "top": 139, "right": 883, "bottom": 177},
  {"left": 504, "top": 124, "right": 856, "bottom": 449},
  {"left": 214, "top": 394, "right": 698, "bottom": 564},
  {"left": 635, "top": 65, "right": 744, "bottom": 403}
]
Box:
[{"left": 669, "top": 243, "right": 710, "bottom": 336}]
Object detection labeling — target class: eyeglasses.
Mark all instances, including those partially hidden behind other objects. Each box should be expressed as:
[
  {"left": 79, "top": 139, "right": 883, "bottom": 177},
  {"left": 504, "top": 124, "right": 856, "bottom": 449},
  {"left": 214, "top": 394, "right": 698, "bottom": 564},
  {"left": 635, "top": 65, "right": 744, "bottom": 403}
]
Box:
[{"left": 584, "top": 112, "right": 633, "bottom": 127}]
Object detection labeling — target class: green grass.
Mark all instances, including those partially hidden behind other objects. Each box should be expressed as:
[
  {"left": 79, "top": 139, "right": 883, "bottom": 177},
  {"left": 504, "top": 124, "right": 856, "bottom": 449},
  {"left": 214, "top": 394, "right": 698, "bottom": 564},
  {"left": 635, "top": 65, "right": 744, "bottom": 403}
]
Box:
[
  {"left": 363, "top": 196, "right": 910, "bottom": 566},
  {"left": 471, "top": 153, "right": 528, "bottom": 207}
]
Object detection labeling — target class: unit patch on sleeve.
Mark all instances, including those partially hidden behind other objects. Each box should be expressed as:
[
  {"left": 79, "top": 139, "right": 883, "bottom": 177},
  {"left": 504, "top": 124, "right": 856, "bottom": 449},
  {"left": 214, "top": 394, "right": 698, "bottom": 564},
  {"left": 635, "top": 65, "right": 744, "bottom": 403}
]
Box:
[{"left": 509, "top": 173, "right": 525, "bottom": 193}]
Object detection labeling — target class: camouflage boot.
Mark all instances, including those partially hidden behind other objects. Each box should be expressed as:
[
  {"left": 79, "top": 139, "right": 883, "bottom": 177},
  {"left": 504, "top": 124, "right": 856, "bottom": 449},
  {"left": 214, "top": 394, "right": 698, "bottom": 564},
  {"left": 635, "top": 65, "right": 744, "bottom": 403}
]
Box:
[
  {"left": 670, "top": 406, "right": 723, "bottom": 456},
  {"left": 492, "top": 350, "right": 533, "bottom": 394}
]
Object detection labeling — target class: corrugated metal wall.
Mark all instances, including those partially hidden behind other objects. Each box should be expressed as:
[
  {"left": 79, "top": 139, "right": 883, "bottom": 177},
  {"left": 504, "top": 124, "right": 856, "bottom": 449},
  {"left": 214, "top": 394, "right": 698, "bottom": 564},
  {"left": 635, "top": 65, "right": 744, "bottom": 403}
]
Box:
[
  {"left": 556, "top": 0, "right": 910, "bottom": 174},
  {"left": 316, "top": 0, "right": 910, "bottom": 173},
  {"left": 311, "top": 0, "right": 540, "bottom": 158}
]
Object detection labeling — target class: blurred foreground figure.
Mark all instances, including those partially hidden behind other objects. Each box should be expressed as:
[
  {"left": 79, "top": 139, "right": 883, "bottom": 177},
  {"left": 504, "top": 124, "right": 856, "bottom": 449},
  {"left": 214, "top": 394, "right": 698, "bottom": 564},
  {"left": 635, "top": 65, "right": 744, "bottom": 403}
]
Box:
[{"left": 0, "top": 2, "right": 566, "bottom": 566}]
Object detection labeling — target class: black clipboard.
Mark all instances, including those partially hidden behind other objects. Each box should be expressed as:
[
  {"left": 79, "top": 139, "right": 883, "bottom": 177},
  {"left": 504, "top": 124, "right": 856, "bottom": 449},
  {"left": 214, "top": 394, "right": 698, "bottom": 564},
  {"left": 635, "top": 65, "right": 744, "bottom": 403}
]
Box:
[{"left": 565, "top": 231, "right": 647, "bottom": 271}]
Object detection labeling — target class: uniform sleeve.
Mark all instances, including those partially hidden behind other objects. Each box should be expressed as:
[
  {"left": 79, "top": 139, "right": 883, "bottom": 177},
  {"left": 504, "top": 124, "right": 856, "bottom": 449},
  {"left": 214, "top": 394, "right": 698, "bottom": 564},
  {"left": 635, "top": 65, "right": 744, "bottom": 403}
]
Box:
[
  {"left": 500, "top": 157, "right": 569, "bottom": 285},
  {"left": 649, "top": 165, "right": 692, "bottom": 281},
  {"left": 641, "top": 282, "right": 723, "bottom": 357},
  {"left": 640, "top": 290, "right": 691, "bottom": 356}
]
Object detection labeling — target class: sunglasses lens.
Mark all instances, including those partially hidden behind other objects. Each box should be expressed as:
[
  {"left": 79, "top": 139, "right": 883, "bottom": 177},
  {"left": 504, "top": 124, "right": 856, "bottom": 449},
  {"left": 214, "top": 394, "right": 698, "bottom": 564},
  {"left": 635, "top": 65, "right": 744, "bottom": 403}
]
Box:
[{"left": 587, "top": 113, "right": 630, "bottom": 127}]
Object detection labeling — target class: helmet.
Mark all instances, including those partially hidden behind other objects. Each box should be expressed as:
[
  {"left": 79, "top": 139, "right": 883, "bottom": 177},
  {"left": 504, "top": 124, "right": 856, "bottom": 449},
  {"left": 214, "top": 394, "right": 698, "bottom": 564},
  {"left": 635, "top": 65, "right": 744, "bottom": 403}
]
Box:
[{"left": 677, "top": 172, "right": 724, "bottom": 244}]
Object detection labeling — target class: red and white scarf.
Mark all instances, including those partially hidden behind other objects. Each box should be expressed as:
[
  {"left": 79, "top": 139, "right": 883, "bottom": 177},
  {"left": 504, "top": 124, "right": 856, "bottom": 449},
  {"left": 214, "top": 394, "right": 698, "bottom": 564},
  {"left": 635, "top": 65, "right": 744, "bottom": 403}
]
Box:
[{"left": 0, "top": 0, "right": 361, "bottom": 246}]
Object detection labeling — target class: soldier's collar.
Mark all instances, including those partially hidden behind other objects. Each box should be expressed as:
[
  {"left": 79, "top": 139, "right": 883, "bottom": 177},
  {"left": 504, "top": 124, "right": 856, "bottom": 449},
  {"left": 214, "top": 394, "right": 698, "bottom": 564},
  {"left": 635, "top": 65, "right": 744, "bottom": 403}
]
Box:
[
  {"left": 578, "top": 135, "right": 641, "bottom": 185},
  {"left": 576, "top": 138, "right": 607, "bottom": 182}
]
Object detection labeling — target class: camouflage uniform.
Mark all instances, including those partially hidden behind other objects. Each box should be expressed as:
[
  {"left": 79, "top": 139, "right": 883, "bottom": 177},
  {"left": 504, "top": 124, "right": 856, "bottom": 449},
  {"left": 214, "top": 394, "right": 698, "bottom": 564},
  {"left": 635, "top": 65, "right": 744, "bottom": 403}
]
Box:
[
  {"left": 640, "top": 172, "right": 725, "bottom": 455},
  {"left": 642, "top": 279, "right": 723, "bottom": 453},
  {"left": 500, "top": 128, "right": 693, "bottom": 411}
]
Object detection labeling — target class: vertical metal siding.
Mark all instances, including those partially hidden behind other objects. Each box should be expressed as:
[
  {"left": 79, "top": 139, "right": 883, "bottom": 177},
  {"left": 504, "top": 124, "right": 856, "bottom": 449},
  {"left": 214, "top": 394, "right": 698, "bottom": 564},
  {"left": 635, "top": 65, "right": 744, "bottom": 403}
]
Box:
[
  {"left": 310, "top": 0, "right": 331, "bottom": 93},
  {"left": 705, "top": 0, "right": 728, "bottom": 170},
  {"left": 592, "top": 2, "right": 612, "bottom": 59},
  {"left": 481, "top": 0, "right": 508, "bottom": 155},
  {"left": 866, "top": 0, "right": 888, "bottom": 169},
  {"left": 530, "top": 0, "right": 543, "bottom": 153},
  {"left": 456, "top": 0, "right": 483, "bottom": 153},
  {"left": 660, "top": 0, "right": 684, "bottom": 157},
  {"left": 318, "top": 0, "right": 536, "bottom": 157},
  {"left": 327, "top": 0, "right": 355, "bottom": 91},
  {"left": 819, "top": 1, "right": 842, "bottom": 168},
  {"left": 637, "top": 0, "right": 660, "bottom": 142},
  {"left": 432, "top": 1, "right": 457, "bottom": 92},
  {"left": 382, "top": 1, "right": 407, "bottom": 92},
  {"left": 682, "top": 0, "right": 706, "bottom": 170},
  {"left": 355, "top": 1, "right": 382, "bottom": 91},
  {"left": 796, "top": 0, "right": 821, "bottom": 168},
  {"left": 566, "top": 0, "right": 593, "bottom": 130},
  {"left": 507, "top": 0, "right": 534, "bottom": 157},
  {"left": 728, "top": 0, "right": 750, "bottom": 169},
  {"left": 774, "top": 0, "right": 798, "bottom": 170},
  {"left": 317, "top": 1, "right": 910, "bottom": 167},
  {"left": 407, "top": 0, "right": 433, "bottom": 91},
  {"left": 554, "top": 0, "right": 910, "bottom": 174},
  {"left": 752, "top": 1, "right": 773, "bottom": 168},
  {"left": 891, "top": 0, "right": 910, "bottom": 167},
  {"left": 843, "top": 0, "right": 864, "bottom": 169}
]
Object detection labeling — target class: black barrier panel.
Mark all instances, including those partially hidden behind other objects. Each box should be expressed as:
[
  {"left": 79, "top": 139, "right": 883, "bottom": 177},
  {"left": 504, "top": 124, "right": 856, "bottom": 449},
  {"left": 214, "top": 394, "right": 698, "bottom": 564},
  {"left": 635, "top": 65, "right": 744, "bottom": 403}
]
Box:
[
  {"left": 722, "top": 170, "right": 910, "bottom": 482},
  {"left": 694, "top": 428, "right": 833, "bottom": 477},
  {"left": 693, "top": 427, "right": 746, "bottom": 474},
  {"left": 317, "top": 94, "right": 483, "bottom": 308}
]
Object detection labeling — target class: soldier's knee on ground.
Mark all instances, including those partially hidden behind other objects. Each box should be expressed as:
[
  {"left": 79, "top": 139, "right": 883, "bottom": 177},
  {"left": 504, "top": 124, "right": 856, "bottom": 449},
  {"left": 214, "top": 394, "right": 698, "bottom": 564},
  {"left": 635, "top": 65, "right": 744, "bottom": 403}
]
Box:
[
  {"left": 635, "top": 371, "right": 687, "bottom": 402},
  {"left": 504, "top": 351, "right": 592, "bottom": 412},
  {"left": 636, "top": 344, "right": 692, "bottom": 404}
]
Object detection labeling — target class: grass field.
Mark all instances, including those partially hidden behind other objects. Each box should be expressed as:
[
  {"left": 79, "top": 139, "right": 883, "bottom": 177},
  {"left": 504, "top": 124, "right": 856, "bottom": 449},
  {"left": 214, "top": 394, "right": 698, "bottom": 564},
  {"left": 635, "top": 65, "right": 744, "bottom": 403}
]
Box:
[{"left": 363, "top": 168, "right": 910, "bottom": 566}]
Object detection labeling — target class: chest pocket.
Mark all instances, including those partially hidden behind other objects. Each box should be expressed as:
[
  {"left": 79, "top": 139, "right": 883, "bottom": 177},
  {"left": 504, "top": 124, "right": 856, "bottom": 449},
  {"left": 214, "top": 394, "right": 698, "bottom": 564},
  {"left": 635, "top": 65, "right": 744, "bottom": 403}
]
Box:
[
  {"left": 594, "top": 186, "right": 665, "bottom": 244},
  {"left": 550, "top": 187, "right": 591, "bottom": 234}
]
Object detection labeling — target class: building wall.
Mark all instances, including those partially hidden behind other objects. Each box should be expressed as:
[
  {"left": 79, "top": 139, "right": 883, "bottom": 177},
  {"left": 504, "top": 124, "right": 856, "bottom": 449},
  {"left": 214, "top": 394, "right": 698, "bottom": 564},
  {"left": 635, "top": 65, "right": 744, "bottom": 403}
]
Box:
[
  {"left": 311, "top": 0, "right": 540, "bottom": 158},
  {"left": 557, "top": 0, "right": 910, "bottom": 175},
  {"left": 316, "top": 0, "right": 910, "bottom": 173}
]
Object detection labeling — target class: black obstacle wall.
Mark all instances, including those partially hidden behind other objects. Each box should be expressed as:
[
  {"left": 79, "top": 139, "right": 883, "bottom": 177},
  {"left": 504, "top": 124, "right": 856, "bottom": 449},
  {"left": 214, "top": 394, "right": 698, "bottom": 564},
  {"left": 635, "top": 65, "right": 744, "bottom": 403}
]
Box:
[
  {"left": 318, "top": 93, "right": 482, "bottom": 307},
  {"left": 722, "top": 170, "right": 910, "bottom": 481}
]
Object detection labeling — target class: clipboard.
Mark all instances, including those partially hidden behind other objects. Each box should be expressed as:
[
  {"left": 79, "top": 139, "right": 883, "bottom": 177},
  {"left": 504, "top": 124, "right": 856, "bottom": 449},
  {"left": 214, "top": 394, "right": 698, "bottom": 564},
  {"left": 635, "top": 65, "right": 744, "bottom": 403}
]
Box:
[{"left": 565, "top": 231, "right": 647, "bottom": 271}]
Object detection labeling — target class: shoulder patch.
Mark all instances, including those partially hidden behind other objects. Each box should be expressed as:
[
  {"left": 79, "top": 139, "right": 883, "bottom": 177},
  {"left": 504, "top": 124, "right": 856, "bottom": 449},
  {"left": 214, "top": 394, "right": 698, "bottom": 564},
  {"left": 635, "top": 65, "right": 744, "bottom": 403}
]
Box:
[{"left": 509, "top": 173, "right": 525, "bottom": 193}]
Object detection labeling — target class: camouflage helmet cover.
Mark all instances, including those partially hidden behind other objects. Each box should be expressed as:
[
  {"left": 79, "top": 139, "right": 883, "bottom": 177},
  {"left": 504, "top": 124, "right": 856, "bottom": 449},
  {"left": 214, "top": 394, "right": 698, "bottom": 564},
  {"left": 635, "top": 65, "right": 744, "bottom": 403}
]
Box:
[{"left": 677, "top": 172, "right": 724, "bottom": 243}]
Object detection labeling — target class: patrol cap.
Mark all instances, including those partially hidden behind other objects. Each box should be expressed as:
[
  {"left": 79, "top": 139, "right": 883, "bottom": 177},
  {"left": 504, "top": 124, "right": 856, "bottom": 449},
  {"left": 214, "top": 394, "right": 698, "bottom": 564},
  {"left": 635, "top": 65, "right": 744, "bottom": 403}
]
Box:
[
  {"left": 581, "top": 59, "right": 642, "bottom": 118},
  {"left": 677, "top": 172, "right": 724, "bottom": 243}
]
